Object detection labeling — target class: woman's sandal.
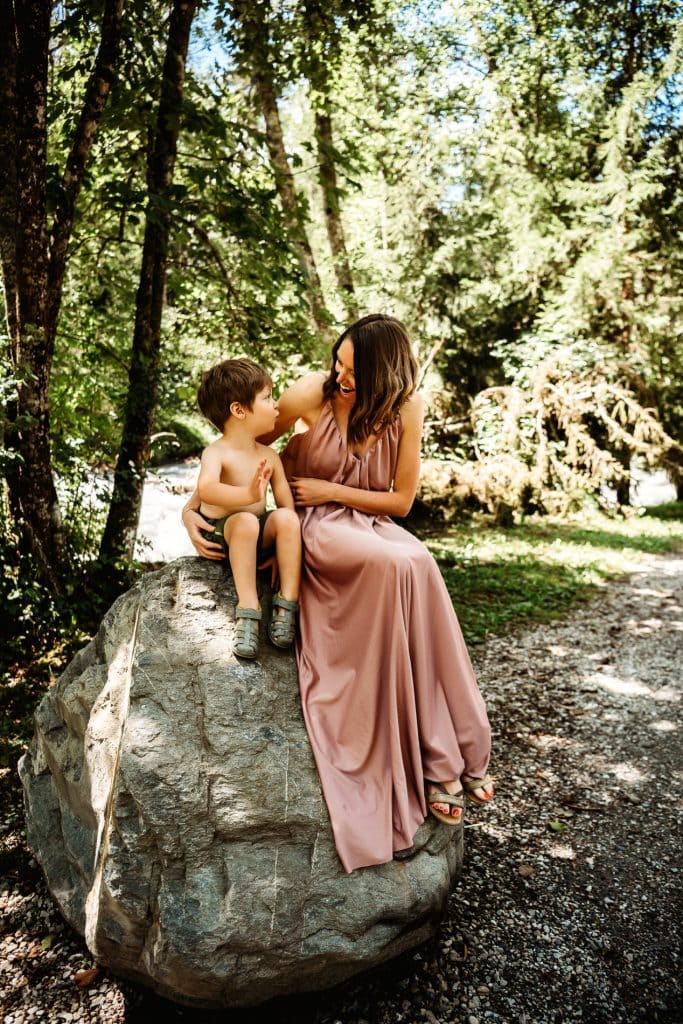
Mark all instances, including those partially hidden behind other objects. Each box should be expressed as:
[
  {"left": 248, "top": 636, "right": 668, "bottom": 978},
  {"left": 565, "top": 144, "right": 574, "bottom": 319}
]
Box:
[
  {"left": 234, "top": 606, "right": 261, "bottom": 659},
  {"left": 268, "top": 593, "right": 299, "bottom": 649},
  {"left": 462, "top": 774, "right": 495, "bottom": 806},
  {"left": 425, "top": 781, "right": 464, "bottom": 827}
]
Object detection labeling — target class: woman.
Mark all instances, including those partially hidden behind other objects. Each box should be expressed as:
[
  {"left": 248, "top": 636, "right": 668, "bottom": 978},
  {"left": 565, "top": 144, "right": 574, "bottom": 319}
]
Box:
[{"left": 184, "top": 314, "right": 493, "bottom": 873}]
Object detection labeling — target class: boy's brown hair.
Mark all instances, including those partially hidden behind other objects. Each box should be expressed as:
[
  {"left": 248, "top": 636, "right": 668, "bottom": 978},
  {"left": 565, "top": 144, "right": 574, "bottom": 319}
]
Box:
[{"left": 198, "top": 358, "right": 272, "bottom": 431}]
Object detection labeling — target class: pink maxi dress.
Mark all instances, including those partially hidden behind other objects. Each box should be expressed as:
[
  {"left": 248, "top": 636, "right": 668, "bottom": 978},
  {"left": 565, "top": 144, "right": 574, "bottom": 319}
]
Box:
[{"left": 283, "top": 401, "right": 491, "bottom": 873}]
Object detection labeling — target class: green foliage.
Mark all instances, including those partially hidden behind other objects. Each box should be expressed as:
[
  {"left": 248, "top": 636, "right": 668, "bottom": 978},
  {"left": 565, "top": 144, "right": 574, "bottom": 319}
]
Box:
[
  {"left": 427, "top": 506, "right": 683, "bottom": 644},
  {"left": 393, "top": 0, "right": 683, "bottom": 515},
  {"left": 643, "top": 500, "right": 683, "bottom": 521},
  {"left": 0, "top": 501, "right": 93, "bottom": 765},
  {"left": 3, "top": 0, "right": 682, "bottom": 623}
]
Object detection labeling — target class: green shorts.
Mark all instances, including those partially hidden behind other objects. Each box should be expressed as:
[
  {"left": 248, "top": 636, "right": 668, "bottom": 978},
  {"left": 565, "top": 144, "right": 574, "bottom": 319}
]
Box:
[{"left": 200, "top": 509, "right": 275, "bottom": 561}]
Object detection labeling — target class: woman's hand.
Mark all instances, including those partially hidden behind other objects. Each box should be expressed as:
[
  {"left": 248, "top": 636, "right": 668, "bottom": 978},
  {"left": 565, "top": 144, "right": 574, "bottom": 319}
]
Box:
[
  {"left": 290, "top": 477, "right": 336, "bottom": 507},
  {"left": 258, "top": 553, "right": 280, "bottom": 589},
  {"left": 182, "top": 507, "right": 226, "bottom": 561}
]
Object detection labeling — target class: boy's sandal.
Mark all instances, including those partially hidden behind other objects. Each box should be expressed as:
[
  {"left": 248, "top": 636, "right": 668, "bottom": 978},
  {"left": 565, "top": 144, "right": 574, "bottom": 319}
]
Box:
[
  {"left": 268, "top": 594, "right": 299, "bottom": 649},
  {"left": 425, "top": 781, "right": 464, "bottom": 827},
  {"left": 462, "top": 774, "right": 495, "bottom": 806},
  {"left": 234, "top": 606, "right": 261, "bottom": 659}
]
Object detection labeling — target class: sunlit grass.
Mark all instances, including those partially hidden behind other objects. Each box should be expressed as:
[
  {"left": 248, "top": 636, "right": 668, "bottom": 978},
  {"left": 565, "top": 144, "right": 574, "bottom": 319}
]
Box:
[{"left": 424, "top": 504, "right": 683, "bottom": 644}]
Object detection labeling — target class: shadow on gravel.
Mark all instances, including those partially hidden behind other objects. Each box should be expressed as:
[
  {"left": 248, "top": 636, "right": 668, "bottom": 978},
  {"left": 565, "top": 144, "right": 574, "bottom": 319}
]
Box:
[{"left": 119, "top": 943, "right": 431, "bottom": 1023}]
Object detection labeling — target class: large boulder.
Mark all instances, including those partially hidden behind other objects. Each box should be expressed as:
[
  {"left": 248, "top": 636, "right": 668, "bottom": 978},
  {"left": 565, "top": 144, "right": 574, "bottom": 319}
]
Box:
[{"left": 19, "top": 558, "right": 463, "bottom": 1008}]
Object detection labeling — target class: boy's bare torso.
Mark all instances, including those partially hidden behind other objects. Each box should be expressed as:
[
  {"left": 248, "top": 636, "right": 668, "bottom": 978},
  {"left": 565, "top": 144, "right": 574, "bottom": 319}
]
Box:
[{"left": 199, "top": 438, "right": 275, "bottom": 519}]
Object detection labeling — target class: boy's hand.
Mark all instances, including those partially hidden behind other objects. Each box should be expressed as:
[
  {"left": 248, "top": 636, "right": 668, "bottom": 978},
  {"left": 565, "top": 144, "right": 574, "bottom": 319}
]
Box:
[{"left": 249, "top": 458, "right": 273, "bottom": 503}]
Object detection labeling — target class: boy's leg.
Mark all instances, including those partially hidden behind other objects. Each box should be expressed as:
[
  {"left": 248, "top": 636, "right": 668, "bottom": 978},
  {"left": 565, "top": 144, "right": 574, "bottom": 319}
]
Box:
[
  {"left": 262, "top": 509, "right": 301, "bottom": 649},
  {"left": 261, "top": 509, "right": 301, "bottom": 605},
  {"left": 223, "top": 512, "right": 260, "bottom": 609}
]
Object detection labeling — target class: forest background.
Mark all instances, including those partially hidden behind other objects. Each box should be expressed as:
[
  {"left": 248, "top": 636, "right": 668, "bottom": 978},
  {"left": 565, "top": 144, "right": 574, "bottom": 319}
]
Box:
[{"left": 1, "top": 0, "right": 683, "bottom": 746}]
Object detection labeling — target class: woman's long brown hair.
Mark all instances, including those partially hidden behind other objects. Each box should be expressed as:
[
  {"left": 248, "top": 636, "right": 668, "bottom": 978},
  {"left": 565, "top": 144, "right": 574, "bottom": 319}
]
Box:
[{"left": 322, "top": 314, "right": 419, "bottom": 445}]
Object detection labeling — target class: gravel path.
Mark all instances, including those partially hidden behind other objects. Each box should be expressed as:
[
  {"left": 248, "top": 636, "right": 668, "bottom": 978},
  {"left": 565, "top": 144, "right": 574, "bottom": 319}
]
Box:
[{"left": 2, "top": 553, "right": 681, "bottom": 1023}]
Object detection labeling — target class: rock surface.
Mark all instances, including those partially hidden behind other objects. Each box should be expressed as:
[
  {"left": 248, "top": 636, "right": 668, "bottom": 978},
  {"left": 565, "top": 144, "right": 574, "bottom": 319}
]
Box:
[{"left": 18, "top": 558, "right": 462, "bottom": 1008}]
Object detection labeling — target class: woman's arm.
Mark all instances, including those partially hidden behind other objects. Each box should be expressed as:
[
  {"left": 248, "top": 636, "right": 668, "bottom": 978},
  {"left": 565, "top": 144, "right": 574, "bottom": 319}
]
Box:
[
  {"left": 289, "top": 393, "right": 425, "bottom": 517},
  {"left": 181, "top": 490, "right": 226, "bottom": 560},
  {"left": 269, "top": 452, "right": 295, "bottom": 510},
  {"left": 258, "top": 371, "right": 326, "bottom": 444}
]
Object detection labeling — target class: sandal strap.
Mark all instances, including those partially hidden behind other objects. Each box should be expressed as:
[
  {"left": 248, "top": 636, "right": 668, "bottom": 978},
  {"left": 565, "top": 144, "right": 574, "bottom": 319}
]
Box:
[
  {"left": 426, "top": 785, "right": 464, "bottom": 807},
  {"left": 462, "top": 774, "right": 494, "bottom": 793},
  {"left": 272, "top": 593, "right": 299, "bottom": 612},
  {"left": 270, "top": 613, "right": 295, "bottom": 631},
  {"left": 234, "top": 610, "right": 259, "bottom": 658},
  {"left": 235, "top": 606, "right": 262, "bottom": 621}
]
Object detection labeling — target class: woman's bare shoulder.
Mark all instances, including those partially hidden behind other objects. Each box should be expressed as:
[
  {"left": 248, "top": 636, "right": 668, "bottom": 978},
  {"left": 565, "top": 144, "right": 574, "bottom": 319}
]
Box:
[
  {"left": 263, "top": 369, "right": 328, "bottom": 443},
  {"left": 293, "top": 369, "right": 327, "bottom": 397},
  {"left": 281, "top": 370, "right": 327, "bottom": 419},
  {"left": 401, "top": 390, "right": 426, "bottom": 423}
]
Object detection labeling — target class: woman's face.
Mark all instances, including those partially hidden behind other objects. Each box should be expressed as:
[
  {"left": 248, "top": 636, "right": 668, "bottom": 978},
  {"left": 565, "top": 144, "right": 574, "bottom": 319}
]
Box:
[{"left": 335, "top": 338, "right": 356, "bottom": 403}]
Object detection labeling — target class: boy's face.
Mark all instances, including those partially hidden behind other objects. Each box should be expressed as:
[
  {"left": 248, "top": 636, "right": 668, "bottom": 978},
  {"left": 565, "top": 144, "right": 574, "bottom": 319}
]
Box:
[{"left": 244, "top": 384, "right": 278, "bottom": 433}]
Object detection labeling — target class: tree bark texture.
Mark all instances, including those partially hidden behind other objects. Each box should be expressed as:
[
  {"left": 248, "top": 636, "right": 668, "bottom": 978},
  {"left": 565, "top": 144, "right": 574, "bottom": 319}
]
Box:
[
  {"left": 0, "top": 0, "right": 63, "bottom": 590},
  {"left": 0, "top": 0, "right": 126, "bottom": 591},
  {"left": 0, "top": 0, "right": 21, "bottom": 526},
  {"left": 315, "top": 104, "right": 358, "bottom": 320},
  {"left": 0, "top": 0, "right": 18, "bottom": 345},
  {"left": 99, "top": 0, "right": 197, "bottom": 565}
]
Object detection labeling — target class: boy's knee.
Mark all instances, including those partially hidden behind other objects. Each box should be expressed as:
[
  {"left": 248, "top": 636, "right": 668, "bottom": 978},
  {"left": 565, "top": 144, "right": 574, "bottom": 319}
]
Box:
[
  {"left": 271, "top": 508, "right": 300, "bottom": 533},
  {"left": 228, "top": 511, "right": 260, "bottom": 539}
]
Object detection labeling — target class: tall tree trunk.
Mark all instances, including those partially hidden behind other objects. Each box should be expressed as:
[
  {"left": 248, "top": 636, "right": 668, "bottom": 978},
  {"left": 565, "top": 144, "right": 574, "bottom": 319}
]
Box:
[
  {"left": 315, "top": 102, "right": 358, "bottom": 320},
  {"left": 0, "top": 0, "right": 126, "bottom": 592},
  {"left": 99, "top": 0, "right": 197, "bottom": 565},
  {"left": 614, "top": 444, "right": 631, "bottom": 507},
  {"left": 0, "top": 0, "right": 18, "bottom": 348},
  {"left": 232, "top": 0, "right": 333, "bottom": 340},
  {"left": 0, "top": 0, "right": 62, "bottom": 590},
  {"left": 254, "top": 68, "right": 333, "bottom": 341},
  {"left": 0, "top": 0, "right": 21, "bottom": 528}
]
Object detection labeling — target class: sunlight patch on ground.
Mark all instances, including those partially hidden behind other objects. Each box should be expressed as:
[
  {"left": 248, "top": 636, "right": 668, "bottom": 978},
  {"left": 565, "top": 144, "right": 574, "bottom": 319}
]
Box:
[
  {"left": 529, "top": 733, "right": 576, "bottom": 750},
  {"left": 649, "top": 719, "right": 678, "bottom": 732},
  {"left": 548, "top": 844, "right": 575, "bottom": 860},
  {"left": 651, "top": 686, "right": 680, "bottom": 701},
  {"left": 630, "top": 585, "right": 669, "bottom": 598},
  {"left": 627, "top": 617, "right": 666, "bottom": 635},
  {"left": 546, "top": 645, "right": 570, "bottom": 657},
  {"left": 590, "top": 668, "right": 680, "bottom": 701},
  {"left": 477, "top": 822, "right": 514, "bottom": 843},
  {"left": 589, "top": 672, "right": 653, "bottom": 697},
  {"left": 609, "top": 763, "right": 647, "bottom": 785}
]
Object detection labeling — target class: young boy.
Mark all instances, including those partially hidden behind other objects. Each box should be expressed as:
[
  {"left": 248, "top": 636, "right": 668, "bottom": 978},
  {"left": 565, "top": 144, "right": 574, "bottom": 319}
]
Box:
[{"left": 196, "top": 358, "right": 301, "bottom": 659}]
